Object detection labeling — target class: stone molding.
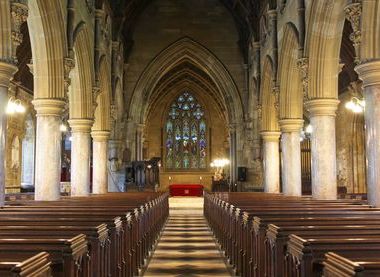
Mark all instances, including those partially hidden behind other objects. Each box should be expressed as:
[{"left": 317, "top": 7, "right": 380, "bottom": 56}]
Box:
[
  {"left": 344, "top": 2, "right": 362, "bottom": 64},
  {"left": 91, "top": 130, "right": 110, "bottom": 142},
  {"left": 260, "top": 131, "right": 281, "bottom": 142},
  {"left": 297, "top": 57, "right": 309, "bottom": 101},
  {"left": 68, "top": 118, "right": 94, "bottom": 133},
  {"left": 279, "top": 119, "right": 304, "bottom": 132},
  {"left": 0, "top": 62, "right": 18, "bottom": 88},
  {"left": 32, "top": 99, "right": 66, "bottom": 116},
  {"left": 304, "top": 98, "right": 340, "bottom": 117},
  {"left": 355, "top": 59, "right": 380, "bottom": 88}
]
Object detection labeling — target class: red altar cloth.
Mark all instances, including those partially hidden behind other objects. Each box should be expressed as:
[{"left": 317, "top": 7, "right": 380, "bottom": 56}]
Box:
[{"left": 169, "top": 184, "right": 203, "bottom": 197}]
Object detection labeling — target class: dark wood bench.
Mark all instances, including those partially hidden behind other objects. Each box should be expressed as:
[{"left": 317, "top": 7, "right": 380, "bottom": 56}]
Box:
[
  {"left": 266, "top": 224, "right": 380, "bottom": 277},
  {"left": 0, "top": 252, "right": 51, "bottom": 277},
  {"left": 323, "top": 252, "right": 380, "bottom": 277},
  {"left": 286, "top": 235, "right": 380, "bottom": 277},
  {"left": 0, "top": 234, "right": 87, "bottom": 276}
]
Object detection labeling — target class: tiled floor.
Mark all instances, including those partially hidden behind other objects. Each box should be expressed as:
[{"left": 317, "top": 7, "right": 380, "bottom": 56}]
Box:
[{"left": 143, "top": 197, "right": 232, "bottom": 277}]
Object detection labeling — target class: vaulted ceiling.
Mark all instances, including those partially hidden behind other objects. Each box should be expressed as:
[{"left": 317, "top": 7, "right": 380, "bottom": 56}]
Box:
[{"left": 108, "top": 0, "right": 268, "bottom": 61}]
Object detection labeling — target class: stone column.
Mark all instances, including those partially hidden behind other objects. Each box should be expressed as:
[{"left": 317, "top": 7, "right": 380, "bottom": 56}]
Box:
[
  {"left": 136, "top": 123, "right": 144, "bottom": 161},
  {"left": 92, "top": 131, "right": 110, "bottom": 194},
  {"left": 0, "top": 62, "right": 18, "bottom": 205},
  {"left": 229, "top": 125, "right": 237, "bottom": 184},
  {"left": 33, "top": 99, "right": 66, "bottom": 201},
  {"left": 68, "top": 119, "right": 93, "bottom": 196},
  {"left": 305, "top": 99, "right": 339, "bottom": 200},
  {"left": 279, "top": 119, "right": 303, "bottom": 196},
  {"left": 356, "top": 60, "right": 380, "bottom": 206},
  {"left": 261, "top": 131, "right": 281, "bottom": 193}
]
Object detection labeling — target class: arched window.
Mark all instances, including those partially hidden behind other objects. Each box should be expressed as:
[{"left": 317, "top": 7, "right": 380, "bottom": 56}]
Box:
[{"left": 165, "top": 92, "right": 207, "bottom": 170}]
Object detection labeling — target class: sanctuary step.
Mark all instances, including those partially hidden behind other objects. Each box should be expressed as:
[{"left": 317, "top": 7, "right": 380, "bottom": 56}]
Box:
[{"left": 143, "top": 197, "right": 232, "bottom": 277}]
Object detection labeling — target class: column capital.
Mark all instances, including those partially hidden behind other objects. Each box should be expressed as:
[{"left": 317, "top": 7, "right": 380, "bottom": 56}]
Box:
[
  {"left": 261, "top": 131, "right": 281, "bottom": 142},
  {"left": 355, "top": 59, "right": 380, "bottom": 88},
  {"left": 0, "top": 62, "right": 18, "bottom": 88},
  {"left": 279, "top": 119, "right": 304, "bottom": 132},
  {"left": 32, "top": 99, "right": 66, "bottom": 116},
  {"left": 304, "top": 98, "right": 340, "bottom": 117},
  {"left": 68, "top": 119, "right": 94, "bottom": 133},
  {"left": 91, "top": 130, "right": 110, "bottom": 142}
]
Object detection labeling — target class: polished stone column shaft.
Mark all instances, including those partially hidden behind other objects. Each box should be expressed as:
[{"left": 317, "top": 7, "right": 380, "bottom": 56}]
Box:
[
  {"left": 0, "top": 62, "right": 17, "bottom": 205},
  {"left": 356, "top": 60, "right": 380, "bottom": 206},
  {"left": 33, "top": 99, "right": 66, "bottom": 201},
  {"left": 305, "top": 99, "right": 339, "bottom": 200},
  {"left": 69, "top": 119, "right": 93, "bottom": 196},
  {"left": 279, "top": 119, "right": 303, "bottom": 196},
  {"left": 261, "top": 131, "right": 281, "bottom": 193},
  {"left": 229, "top": 126, "right": 237, "bottom": 184},
  {"left": 92, "top": 131, "right": 109, "bottom": 194}
]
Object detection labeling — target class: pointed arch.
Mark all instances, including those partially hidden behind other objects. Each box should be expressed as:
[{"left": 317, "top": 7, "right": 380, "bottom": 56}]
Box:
[
  {"left": 278, "top": 23, "right": 303, "bottom": 120},
  {"left": 129, "top": 37, "right": 243, "bottom": 124},
  {"left": 93, "top": 56, "right": 111, "bottom": 131},
  {"left": 361, "top": 0, "right": 380, "bottom": 59},
  {"left": 28, "top": 0, "right": 67, "bottom": 99},
  {"left": 70, "top": 24, "right": 94, "bottom": 119},
  {"left": 261, "top": 56, "right": 279, "bottom": 132},
  {"left": 305, "top": 0, "right": 346, "bottom": 99}
]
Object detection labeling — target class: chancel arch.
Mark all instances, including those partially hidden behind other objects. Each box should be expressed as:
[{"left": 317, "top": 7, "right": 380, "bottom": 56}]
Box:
[{"left": 129, "top": 37, "right": 243, "bottom": 126}]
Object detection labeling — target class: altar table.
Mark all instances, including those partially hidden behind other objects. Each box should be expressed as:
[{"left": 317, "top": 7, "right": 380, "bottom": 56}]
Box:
[{"left": 169, "top": 184, "right": 204, "bottom": 197}]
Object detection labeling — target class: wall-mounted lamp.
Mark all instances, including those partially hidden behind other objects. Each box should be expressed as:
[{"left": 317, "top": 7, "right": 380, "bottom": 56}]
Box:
[
  {"left": 6, "top": 97, "right": 26, "bottom": 114},
  {"left": 345, "top": 97, "right": 365, "bottom": 113},
  {"left": 60, "top": 123, "right": 68, "bottom": 132}
]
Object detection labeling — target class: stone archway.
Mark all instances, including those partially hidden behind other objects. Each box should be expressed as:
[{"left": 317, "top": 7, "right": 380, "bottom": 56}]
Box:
[{"left": 129, "top": 37, "right": 243, "bottom": 126}]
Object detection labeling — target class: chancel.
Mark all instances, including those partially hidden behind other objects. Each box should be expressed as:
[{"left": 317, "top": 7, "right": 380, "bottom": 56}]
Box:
[{"left": 0, "top": 0, "right": 380, "bottom": 276}]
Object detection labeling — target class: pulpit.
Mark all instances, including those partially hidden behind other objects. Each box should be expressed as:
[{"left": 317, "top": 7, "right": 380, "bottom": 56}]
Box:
[{"left": 169, "top": 184, "right": 203, "bottom": 197}]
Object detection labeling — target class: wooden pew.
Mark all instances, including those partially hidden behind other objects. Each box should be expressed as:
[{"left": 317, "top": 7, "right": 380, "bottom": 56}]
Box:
[
  {"left": 286, "top": 235, "right": 380, "bottom": 277},
  {"left": 0, "top": 224, "right": 109, "bottom": 277},
  {"left": 0, "top": 252, "right": 51, "bottom": 277},
  {"left": 3, "top": 192, "right": 169, "bottom": 277},
  {"left": 0, "top": 234, "right": 87, "bottom": 276},
  {"left": 323, "top": 252, "right": 380, "bottom": 277},
  {"left": 0, "top": 215, "right": 123, "bottom": 277},
  {"left": 203, "top": 192, "right": 377, "bottom": 277},
  {"left": 266, "top": 224, "right": 380, "bottom": 277}
]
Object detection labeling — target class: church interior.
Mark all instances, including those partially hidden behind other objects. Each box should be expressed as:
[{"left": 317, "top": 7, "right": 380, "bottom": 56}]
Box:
[{"left": 0, "top": 0, "right": 380, "bottom": 276}]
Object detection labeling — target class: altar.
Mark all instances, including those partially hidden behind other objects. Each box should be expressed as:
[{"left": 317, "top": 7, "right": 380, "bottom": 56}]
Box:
[{"left": 169, "top": 184, "right": 203, "bottom": 197}]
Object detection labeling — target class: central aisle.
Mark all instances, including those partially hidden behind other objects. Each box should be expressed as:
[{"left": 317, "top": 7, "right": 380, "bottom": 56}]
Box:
[{"left": 143, "top": 197, "right": 232, "bottom": 277}]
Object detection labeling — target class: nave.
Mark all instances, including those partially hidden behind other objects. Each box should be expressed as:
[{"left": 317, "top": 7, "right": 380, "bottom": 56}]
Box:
[{"left": 143, "top": 198, "right": 232, "bottom": 276}]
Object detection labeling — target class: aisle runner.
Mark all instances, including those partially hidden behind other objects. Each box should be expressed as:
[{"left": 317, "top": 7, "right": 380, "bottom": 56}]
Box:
[{"left": 143, "top": 198, "right": 232, "bottom": 276}]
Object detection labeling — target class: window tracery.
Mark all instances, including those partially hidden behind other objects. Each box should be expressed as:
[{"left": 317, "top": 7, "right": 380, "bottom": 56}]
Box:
[{"left": 165, "top": 92, "right": 207, "bottom": 170}]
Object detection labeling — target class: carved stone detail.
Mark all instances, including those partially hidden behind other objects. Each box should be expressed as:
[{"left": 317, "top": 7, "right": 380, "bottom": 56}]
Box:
[
  {"left": 92, "top": 86, "right": 100, "bottom": 115},
  {"left": 344, "top": 2, "right": 362, "bottom": 64},
  {"left": 297, "top": 57, "right": 309, "bottom": 102},
  {"left": 10, "top": 1, "right": 28, "bottom": 62},
  {"left": 272, "top": 85, "right": 280, "bottom": 117},
  {"left": 257, "top": 104, "right": 262, "bottom": 121},
  {"left": 64, "top": 57, "right": 75, "bottom": 98}
]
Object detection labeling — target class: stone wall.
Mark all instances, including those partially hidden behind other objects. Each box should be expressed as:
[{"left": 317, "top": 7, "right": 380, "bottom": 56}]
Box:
[{"left": 125, "top": 0, "right": 245, "bottom": 111}]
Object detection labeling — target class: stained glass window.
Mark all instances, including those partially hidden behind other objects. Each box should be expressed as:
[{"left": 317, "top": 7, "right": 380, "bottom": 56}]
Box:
[{"left": 165, "top": 92, "right": 207, "bottom": 170}]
